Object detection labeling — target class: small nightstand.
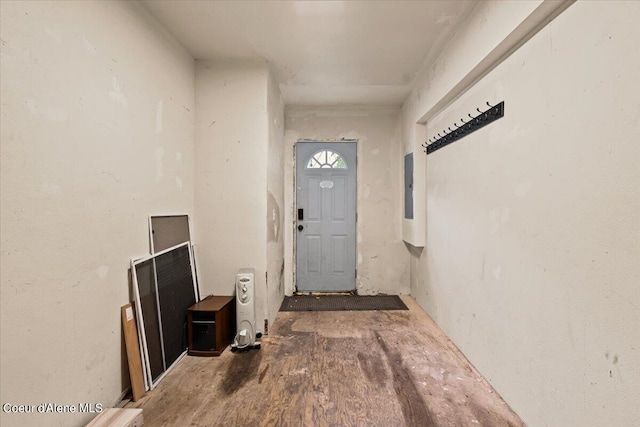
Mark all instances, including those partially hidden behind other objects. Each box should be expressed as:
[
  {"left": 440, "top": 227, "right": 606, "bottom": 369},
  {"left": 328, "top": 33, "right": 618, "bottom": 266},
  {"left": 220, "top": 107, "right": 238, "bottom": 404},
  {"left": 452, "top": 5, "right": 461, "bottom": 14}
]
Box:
[{"left": 187, "top": 295, "right": 235, "bottom": 356}]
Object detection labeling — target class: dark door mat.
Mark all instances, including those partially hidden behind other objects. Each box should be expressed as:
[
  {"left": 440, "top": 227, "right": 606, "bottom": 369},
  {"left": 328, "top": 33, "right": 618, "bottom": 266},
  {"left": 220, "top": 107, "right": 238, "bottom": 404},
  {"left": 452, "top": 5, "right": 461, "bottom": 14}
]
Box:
[{"left": 279, "top": 295, "right": 408, "bottom": 312}]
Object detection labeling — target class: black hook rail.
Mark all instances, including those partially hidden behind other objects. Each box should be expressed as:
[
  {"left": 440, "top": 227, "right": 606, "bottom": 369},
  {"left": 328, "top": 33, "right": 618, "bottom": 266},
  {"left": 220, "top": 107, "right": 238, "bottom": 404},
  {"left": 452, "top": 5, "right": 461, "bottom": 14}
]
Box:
[{"left": 422, "top": 101, "right": 504, "bottom": 155}]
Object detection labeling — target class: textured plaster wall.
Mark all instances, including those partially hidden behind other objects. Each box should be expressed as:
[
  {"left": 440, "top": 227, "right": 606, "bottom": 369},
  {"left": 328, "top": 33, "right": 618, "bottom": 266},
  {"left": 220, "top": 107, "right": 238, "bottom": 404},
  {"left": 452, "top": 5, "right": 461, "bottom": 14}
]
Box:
[
  {"left": 194, "top": 61, "right": 270, "bottom": 325},
  {"left": 284, "top": 107, "right": 409, "bottom": 296},
  {"left": 403, "top": 1, "right": 640, "bottom": 426},
  {"left": 0, "top": 1, "right": 195, "bottom": 426},
  {"left": 266, "top": 68, "right": 286, "bottom": 326}
]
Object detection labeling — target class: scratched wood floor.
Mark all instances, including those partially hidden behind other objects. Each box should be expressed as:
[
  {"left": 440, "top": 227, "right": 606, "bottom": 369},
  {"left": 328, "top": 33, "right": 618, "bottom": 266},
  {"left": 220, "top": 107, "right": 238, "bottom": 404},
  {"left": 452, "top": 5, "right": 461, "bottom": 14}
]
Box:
[{"left": 129, "top": 297, "right": 524, "bottom": 427}]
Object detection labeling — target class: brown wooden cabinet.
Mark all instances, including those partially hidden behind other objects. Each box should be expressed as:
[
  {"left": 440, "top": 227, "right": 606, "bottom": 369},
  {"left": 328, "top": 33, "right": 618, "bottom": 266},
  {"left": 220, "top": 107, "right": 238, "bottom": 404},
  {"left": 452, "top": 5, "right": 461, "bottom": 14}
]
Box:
[{"left": 187, "top": 296, "right": 235, "bottom": 357}]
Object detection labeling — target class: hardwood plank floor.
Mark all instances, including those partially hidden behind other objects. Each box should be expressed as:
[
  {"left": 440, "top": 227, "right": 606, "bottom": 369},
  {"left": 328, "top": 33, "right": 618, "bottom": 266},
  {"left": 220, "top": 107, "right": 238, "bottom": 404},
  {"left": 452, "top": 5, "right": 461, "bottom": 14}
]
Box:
[{"left": 130, "top": 297, "right": 523, "bottom": 426}]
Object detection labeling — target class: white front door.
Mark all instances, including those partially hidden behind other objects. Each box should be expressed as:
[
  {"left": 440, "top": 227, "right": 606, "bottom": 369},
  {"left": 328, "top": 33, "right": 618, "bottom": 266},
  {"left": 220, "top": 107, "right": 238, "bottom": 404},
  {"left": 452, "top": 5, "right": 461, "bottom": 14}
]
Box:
[{"left": 296, "top": 142, "right": 357, "bottom": 292}]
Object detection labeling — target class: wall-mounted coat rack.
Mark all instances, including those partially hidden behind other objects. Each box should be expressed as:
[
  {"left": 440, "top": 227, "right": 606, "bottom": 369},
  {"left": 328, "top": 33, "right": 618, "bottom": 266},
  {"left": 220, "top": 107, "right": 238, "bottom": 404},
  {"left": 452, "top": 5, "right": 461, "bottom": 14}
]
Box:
[{"left": 423, "top": 101, "right": 504, "bottom": 155}]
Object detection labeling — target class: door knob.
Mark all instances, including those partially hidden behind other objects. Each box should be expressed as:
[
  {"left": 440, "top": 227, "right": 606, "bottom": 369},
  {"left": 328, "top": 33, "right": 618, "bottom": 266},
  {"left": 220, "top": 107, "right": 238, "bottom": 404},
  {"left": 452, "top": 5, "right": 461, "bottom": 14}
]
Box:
[{"left": 297, "top": 225, "right": 304, "bottom": 231}]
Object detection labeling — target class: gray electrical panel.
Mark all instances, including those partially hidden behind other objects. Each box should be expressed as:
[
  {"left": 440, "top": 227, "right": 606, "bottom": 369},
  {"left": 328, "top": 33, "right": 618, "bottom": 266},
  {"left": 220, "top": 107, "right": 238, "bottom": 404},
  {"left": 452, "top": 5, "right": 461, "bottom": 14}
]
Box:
[{"left": 404, "top": 153, "right": 413, "bottom": 219}]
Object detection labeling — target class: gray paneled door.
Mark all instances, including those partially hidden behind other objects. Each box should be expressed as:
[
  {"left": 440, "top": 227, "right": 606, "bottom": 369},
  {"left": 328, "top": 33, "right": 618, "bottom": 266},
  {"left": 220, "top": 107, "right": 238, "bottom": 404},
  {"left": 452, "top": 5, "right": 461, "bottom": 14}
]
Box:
[{"left": 296, "top": 142, "right": 356, "bottom": 292}]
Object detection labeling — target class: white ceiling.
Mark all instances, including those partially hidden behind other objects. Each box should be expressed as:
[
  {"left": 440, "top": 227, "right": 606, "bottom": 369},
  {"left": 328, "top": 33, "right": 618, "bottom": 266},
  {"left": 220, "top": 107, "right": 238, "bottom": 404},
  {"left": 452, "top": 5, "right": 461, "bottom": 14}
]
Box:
[{"left": 140, "top": 0, "right": 476, "bottom": 106}]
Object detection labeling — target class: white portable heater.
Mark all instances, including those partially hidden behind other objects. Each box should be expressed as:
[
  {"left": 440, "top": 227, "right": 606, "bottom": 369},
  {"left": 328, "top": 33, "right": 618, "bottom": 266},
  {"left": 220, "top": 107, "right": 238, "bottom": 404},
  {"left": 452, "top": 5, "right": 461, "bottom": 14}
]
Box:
[{"left": 231, "top": 268, "right": 261, "bottom": 352}]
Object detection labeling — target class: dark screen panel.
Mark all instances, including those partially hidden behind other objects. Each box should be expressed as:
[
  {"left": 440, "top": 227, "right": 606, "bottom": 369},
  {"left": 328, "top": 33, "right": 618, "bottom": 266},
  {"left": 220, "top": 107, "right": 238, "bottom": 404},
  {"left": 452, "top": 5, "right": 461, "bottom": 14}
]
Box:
[
  {"left": 155, "top": 245, "right": 196, "bottom": 368},
  {"left": 134, "top": 260, "right": 164, "bottom": 381},
  {"left": 151, "top": 215, "right": 190, "bottom": 253}
]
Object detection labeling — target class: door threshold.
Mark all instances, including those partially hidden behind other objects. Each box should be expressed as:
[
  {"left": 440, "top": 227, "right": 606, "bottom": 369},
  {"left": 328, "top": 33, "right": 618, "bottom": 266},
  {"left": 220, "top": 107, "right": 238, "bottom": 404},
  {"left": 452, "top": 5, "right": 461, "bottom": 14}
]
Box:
[{"left": 293, "top": 291, "right": 356, "bottom": 296}]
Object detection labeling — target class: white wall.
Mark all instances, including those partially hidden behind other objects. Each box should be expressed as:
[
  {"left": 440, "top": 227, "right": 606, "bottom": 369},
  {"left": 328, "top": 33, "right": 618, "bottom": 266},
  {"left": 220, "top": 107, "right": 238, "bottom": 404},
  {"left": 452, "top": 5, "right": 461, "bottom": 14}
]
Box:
[
  {"left": 266, "top": 69, "right": 286, "bottom": 326},
  {"left": 284, "top": 107, "right": 409, "bottom": 296},
  {"left": 194, "top": 61, "right": 283, "bottom": 329},
  {"left": 404, "top": 1, "right": 640, "bottom": 426},
  {"left": 0, "top": 1, "right": 195, "bottom": 426}
]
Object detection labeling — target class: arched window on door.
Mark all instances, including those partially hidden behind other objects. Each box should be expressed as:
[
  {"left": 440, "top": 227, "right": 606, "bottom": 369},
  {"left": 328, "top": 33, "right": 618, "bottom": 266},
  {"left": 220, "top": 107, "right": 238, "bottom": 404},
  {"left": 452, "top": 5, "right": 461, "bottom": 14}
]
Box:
[{"left": 306, "top": 149, "right": 348, "bottom": 169}]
